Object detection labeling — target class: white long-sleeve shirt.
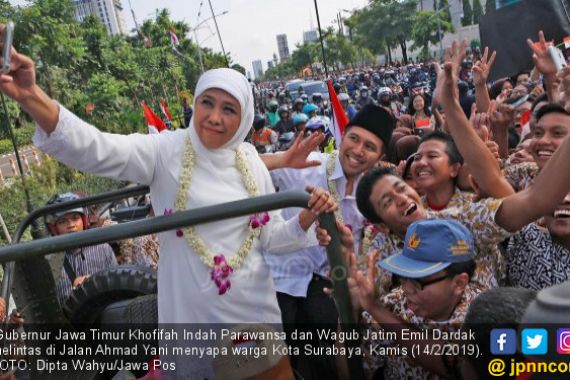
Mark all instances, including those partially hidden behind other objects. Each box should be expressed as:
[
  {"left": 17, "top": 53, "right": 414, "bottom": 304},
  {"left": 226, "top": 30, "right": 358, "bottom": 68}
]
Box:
[{"left": 266, "top": 151, "right": 365, "bottom": 297}]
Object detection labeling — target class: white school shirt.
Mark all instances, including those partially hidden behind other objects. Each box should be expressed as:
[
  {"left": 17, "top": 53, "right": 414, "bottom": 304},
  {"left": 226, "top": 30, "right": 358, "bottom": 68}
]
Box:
[{"left": 265, "top": 151, "right": 365, "bottom": 297}]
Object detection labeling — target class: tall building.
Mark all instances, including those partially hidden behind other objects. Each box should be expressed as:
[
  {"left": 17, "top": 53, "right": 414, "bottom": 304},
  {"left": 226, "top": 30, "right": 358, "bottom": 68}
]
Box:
[
  {"left": 417, "top": 0, "right": 488, "bottom": 29},
  {"left": 252, "top": 60, "right": 263, "bottom": 80},
  {"left": 72, "top": 0, "right": 127, "bottom": 36},
  {"left": 303, "top": 30, "right": 318, "bottom": 43},
  {"left": 276, "top": 34, "right": 290, "bottom": 62}
]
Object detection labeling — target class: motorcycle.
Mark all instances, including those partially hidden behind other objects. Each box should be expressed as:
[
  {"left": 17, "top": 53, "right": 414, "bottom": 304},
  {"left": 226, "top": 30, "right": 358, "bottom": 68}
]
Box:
[{"left": 276, "top": 132, "right": 296, "bottom": 152}]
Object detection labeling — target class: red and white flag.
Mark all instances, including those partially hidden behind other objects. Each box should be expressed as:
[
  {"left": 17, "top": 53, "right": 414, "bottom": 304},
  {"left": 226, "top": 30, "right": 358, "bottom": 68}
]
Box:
[
  {"left": 169, "top": 26, "right": 180, "bottom": 47},
  {"left": 326, "top": 80, "right": 349, "bottom": 149},
  {"left": 142, "top": 102, "right": 167, "bottom": 134},
  {"left": 564, "top": 36, "right": 570, "bottom": 49},
  {"left": 159, "top": 98, "right": 172, "bottom": 121}
]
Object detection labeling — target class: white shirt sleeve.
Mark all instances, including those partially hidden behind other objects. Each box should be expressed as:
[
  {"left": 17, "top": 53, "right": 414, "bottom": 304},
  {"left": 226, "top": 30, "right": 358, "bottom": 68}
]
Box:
[
  {"left": 33, "top": 104, "right": 161, "bottom": 185},
  {"left": 241, "top": 143, "right": 318, "bottom": 254}
]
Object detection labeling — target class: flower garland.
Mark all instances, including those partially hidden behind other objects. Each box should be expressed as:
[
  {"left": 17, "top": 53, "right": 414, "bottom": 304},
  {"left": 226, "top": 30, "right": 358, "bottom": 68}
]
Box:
[
  {"left": 360, "top": 224, "right": 376, "bottom": 256},
  {"left": 326, "top": 150, "right": 344, "bottom": 224},
  {"left": 173, "top": 135, "right": 269, "bottom": 295}
]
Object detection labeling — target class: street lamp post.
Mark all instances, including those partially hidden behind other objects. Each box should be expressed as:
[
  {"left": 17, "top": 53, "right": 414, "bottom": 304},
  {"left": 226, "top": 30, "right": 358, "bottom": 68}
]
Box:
[
  {"left": 436, "top": 0, "right": 443, "bottom": 58},
  {"left": 192, "top": 10, "right": 228, "bottom": 73},
  {"left": 431, "top": 2, "right": 452, "bottom": 58}
]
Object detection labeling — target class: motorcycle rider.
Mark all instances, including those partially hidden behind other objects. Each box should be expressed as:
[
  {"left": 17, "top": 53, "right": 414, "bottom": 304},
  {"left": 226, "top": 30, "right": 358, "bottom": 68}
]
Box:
[
  {"left": 303, "top": 103, "right": 319, "bottom": 119},
  {"left": 292, "top": 97, "right": 305, "bottom": 115},
  {"left": 274, "top": 106, "right": 295, "bottom": 135},
  {"left": 311, "top": 93, "right": 326, "bottom": 115},
  {"left": 267, "top": 100, "right": 280, "bottom": 128},
  {"left": 338, "top": 92, "right": 357, "bottom": 120},
  {"left": 377, "top": 87, "right": 401, "bottom": 117},
  {"left": 251, "top": 113, "right": 278, "bottom": 153},
  {"left": 304, "top": 116, "right": 334, "bottom": 152},
  {"left": 292, "top": 113, "right": 309, "bottom": 135},
  {"left": 357, "top": 85, "right": 375, "bottom": 110}
]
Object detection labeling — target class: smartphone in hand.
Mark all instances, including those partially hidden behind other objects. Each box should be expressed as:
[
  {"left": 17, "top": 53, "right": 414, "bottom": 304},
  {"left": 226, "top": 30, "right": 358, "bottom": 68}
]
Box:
[
  {"left": 548, "top": 45, "right": 567, "bottom": 71},
  {"left": 1, "top": 21, "right": 14, "bottom": 75}
]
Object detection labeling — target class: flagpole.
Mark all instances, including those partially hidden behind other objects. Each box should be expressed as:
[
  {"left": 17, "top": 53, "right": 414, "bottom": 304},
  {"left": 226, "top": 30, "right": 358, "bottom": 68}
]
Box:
[
  {"left": 313, "top": 0, "right": 330, "bottom": 79},
  {"left": 313, "top": 0, "right": 338, "bottom": 146},
  {"left": 207, "top": 0, "right": 230, "bottom": 67}
]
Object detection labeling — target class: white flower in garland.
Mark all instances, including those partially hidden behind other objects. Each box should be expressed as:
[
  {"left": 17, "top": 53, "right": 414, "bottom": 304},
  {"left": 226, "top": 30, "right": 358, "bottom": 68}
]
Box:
[
  {"left": 173, "top": 136, "right": 269, "bottom": 295},
  {"left": 327, "top": 150, "right": 344, "bottom": 224}
]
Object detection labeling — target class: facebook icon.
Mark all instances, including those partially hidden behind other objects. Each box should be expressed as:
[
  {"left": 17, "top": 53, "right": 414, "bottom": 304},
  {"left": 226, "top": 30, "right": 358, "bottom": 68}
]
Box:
[{"left": 491, "top": 329, "right": 517, "bottom": 355}]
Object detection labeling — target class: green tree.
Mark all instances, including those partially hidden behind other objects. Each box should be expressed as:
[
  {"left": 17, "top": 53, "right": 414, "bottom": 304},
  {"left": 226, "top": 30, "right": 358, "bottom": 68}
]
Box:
[
  {"left": 411, "top": 10, "right": 454, "bottom": 59},
  {"left": 323, "top": 32, "right": 356, "bottom": 70},
  {"left": 15, "top": 0, "right": 87, "bottom": 98},
  {"left": 289, "top": 43, "right": 316, "bottom": 73},
  {"left": 231, "top": 63, "right": 246, "bottom": 76},
  {"left": 485, "top": 0, "right": 496, "bottom": 13},
  {"left": 348, "top": 0, "right": 416, "bottom": 64},
  {"left": 473, "top": 0, "right": 484, "bottom": 24},
  {"left": 461, "top": 0, "right": 473, "bottom": 26}
]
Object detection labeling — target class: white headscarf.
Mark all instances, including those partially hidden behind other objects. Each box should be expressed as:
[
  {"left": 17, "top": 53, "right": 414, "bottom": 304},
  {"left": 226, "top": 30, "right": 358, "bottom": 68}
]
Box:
[
  {"left": 181, "top": 68, "right": 257, "bottom": 252},
  {"left": 188, "top": 68, "right": 254, "bottom": 167}
]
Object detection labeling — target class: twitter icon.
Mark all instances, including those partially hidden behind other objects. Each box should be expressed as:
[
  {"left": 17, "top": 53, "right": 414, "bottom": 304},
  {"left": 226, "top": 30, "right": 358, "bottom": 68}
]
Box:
[{"left": 522, "top": 329, "right": 548, "bottom": 355}]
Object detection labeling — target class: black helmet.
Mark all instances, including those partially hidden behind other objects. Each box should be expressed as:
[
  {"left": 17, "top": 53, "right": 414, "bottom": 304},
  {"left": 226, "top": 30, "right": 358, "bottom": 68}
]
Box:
[
  {"left": 278, "top": 105, "right": 289, "bottom": 116},
  {"left": 44, "top": 192, "right": 89, "bottom": 235},
  {"left": 253, "top": 114, "right": 266, "bottom": 130}
]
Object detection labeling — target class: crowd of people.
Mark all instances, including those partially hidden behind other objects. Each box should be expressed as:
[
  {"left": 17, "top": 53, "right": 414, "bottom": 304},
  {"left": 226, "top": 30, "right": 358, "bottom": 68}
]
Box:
[{"left": 1, "top": 19, "right": 570, "bottom": 380}]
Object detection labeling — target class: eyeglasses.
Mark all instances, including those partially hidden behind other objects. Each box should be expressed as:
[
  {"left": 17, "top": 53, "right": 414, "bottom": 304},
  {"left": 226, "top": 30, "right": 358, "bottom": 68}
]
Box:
[{"left": 400, "top": 274, "right": 451, "bottom": 291}]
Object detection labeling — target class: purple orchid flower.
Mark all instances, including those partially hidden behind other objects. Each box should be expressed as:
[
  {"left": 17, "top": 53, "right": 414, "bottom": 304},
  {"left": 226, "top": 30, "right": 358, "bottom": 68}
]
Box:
[{"left": 249, "top": 212, "right": 270, "bottom": 229}]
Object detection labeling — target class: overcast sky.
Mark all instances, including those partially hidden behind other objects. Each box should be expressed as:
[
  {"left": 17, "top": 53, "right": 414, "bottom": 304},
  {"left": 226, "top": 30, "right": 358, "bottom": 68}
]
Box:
[{"left": 10, "top": 0, "right": 369, "bottom": 74}]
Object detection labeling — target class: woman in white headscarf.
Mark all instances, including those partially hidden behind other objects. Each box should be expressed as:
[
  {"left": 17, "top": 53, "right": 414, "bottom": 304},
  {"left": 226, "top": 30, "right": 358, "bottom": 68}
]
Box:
[{"left": 1, "top": 46, "right": 335, "bottom": 377}]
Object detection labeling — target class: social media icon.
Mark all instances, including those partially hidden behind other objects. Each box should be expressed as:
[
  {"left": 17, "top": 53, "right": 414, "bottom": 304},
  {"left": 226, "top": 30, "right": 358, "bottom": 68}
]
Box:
[
  {"left": 491, "top": 329, "right": 516, "bottom": 355},
  {"left": 522, "top": 329, "right": 548, "bottom": 355},
  {"left": 557, "top": 329, "right": 570, "bottom": 354}
]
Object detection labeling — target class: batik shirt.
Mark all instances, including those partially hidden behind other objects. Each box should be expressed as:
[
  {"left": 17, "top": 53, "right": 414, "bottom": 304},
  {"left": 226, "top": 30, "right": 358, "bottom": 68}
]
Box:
[
  {"left": 506, "top": 223, "right": 570, "bottom": 290},
  {"left": 361, "top": 284, "right": 481, "bottom": 378},
  {"left": 421, "top": 188, "right": 476, "bottom": 211},
  {"left": 503, "top": 161, "right": 539, "bottom": 191},
  {"left": 367, "top": 197, "right": 511, "bottom": 295}
]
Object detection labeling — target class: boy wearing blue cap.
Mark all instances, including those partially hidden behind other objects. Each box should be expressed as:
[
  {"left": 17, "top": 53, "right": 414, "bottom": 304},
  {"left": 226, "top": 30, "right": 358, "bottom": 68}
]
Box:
[{"left": 345, "top": 219, "right": 480, "bottom": 379}]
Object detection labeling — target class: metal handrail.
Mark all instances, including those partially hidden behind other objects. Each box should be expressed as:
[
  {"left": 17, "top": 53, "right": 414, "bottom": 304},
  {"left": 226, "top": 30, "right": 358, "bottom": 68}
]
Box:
[
  {"left": 0, "top": 189, "right": 364, "bottom": 379},
  {"left": 11, "top": 184, "right": 151, "bottom": 244}
]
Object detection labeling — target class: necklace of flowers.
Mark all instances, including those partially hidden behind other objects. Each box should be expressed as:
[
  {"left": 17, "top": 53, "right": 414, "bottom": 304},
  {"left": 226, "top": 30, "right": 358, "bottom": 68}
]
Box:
[
  {"left": 360, "top": 224, "right": 377, "bottom": 256},
  {"left": 326, "top": 150, "right": 344, "bottom": 225},
  {"left": 172, "top": 135, "right": 270, "bottom": 295}
]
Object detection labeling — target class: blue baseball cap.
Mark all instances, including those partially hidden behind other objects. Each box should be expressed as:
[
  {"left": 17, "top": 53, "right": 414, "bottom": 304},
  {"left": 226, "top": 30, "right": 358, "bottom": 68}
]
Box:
[{"left": 379, "top": 219, "right": 475, "bottom": 279}]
